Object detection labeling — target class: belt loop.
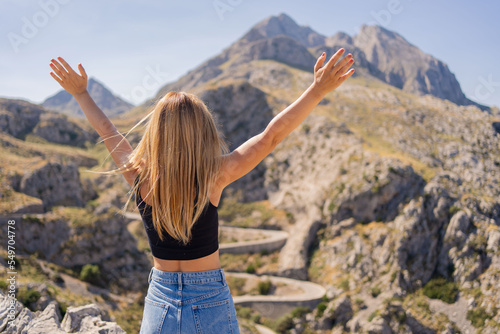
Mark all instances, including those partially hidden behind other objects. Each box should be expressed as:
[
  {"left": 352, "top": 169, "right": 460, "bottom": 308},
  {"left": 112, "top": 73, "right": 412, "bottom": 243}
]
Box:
[
  {"left": 148, "top": 267, "right": 153, "bottom": 284},
  {"left": 221, "top": 269, "right": 226, "bottom": 286},
  {"left": 178, "top": 272, "right": 182, "bottom": 290}
]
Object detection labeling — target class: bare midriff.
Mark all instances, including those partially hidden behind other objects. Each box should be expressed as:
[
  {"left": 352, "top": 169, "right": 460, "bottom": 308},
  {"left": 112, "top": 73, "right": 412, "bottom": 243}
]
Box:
[
  {"left": 153, "top": 249, "right": 221, "bottom": 272},
  {"left": 139, "top": 180, "right": 224, "bottom": 273}
]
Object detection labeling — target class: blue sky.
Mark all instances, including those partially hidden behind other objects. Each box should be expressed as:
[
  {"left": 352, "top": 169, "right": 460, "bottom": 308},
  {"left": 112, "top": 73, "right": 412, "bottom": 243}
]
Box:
[{"left": 1, "top": 0, "right": 499, "bottom": 108}]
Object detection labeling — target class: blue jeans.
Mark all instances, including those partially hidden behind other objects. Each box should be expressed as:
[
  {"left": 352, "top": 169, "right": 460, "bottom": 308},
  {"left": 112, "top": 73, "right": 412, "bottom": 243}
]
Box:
[{"left": 139, "top": 266, "right": 240, "bottom": 334}]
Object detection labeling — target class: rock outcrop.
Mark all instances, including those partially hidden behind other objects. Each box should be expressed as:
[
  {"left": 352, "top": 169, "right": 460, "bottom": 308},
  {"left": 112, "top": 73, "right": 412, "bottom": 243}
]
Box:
[
  {"left": 0, "top": 98, "right": 44, "bottom": 138},
  {"left": 0, "top": 290, "right": 126, "bottom": 333},
  {"left": 18, "top": 162, "right": 86, "bottom": 211},
  {"left": 32, "top": 113, "right": 97, "bottom": 148},
  {"left": 0, "top": 97, "right": 98, "bottom": 148}
]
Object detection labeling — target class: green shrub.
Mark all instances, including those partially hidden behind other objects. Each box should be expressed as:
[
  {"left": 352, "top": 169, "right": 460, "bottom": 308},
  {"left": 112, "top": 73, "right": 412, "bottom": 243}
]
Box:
[
  {"left": 316, "top": 302, "right": 327, "bottom": 318},
  {"left": 58, "top": 300, "right": 68, "bottom": 318},
  {"left": 250, "top": 313, "right": 261, "bottom": 324},
  {"left": 274, "top": 314, "right": 294, "bottom": 333},
  {"left": 245, "top": 263, "right": 256, "bottom": 274},
  {"left": 395, "top": 308, "right": 407, "bottom": 324},
  {"left": 80, "top": 264, "right": 100, "bottom": 284},
  {"left": 449, "top": 205, "right": 460, "bottom": 216},
  {"left": 236, "top": 306, "right": 253, "bottom": 319},
  {"left": 290, "top": 306, "right": 310, "bottom": 318},
  {"left": 257, "top": 279, "right": 272, "bottom": 295},
  {"left": 371, "top": 286, "right": 382, "bottom": 297},
  {"left": 422, "top": 276, "right": 458, "bottom": 304},
  {"left": 354, "top": 298, "right": 365, "bottom": 310},
  {"left": 53, "top": 273, "right": 64, "bottom": 284},
  {"left": 467, "top": 307, "right": 492, "bottom": 328},
  {"left": 18, "top": 288, "right": 41, "bottom": 310},
  {"left": 259, "top": 249, "right": 269, "bottom": 256}
]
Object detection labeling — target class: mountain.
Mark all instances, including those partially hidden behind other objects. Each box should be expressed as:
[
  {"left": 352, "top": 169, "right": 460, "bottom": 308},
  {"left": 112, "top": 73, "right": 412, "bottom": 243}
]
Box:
[
  {"left": 352, "top": 25, "right": 480, "bottom": 108},
  {"left": 240, "top": 12, "right": 326, "bottom": 47},
  {"left": 43, "top": 78, "right": 133, "bottom": 118},
  {"left": 155, "top": 13, "right": 487, "bottom": 111}
]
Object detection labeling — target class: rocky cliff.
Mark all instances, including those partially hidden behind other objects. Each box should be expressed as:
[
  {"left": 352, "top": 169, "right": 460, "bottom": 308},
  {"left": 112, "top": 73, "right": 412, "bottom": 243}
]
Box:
[
  {"left": 352, "top": 24, "right": 481, "bottom": 108},
  {"left": 0, "top": 98, "right": 98, "bottom": 146}
]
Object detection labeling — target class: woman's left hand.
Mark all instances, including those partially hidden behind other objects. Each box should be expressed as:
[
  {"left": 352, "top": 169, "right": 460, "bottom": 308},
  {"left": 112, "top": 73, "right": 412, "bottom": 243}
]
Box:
[{"left": 49, "top": 57, "right": 88, "bottom": 96}]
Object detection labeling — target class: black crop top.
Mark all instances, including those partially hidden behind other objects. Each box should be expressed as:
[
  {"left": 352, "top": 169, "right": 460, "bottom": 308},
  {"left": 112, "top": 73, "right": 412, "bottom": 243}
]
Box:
[{"left": 134, "top": 176, "right": 219, "bottom": 260}]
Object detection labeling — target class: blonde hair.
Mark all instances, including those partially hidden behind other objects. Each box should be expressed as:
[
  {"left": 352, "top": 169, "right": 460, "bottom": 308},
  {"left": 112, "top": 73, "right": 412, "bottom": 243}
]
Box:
[{"left": 100, "top": 91, "right": 229, "bottom": 245}]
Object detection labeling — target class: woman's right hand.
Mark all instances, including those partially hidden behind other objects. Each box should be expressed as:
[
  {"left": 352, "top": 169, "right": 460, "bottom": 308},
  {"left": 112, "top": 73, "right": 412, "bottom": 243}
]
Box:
[
  {"left": 312, "top": 49, "right": 355, "bottom": 97},
  {"left": 49, "top": 57, "right": 88, "bottom": 97}
]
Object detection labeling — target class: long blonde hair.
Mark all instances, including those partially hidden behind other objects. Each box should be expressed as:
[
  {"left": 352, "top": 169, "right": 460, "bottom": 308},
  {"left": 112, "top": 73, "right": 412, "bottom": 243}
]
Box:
[{"left": 108, "top": 91, "right": 229, "bottom": 245}]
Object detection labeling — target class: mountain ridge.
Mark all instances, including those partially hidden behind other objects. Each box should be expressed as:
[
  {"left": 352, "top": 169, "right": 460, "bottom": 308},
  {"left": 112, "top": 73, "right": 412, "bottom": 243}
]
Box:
[{"left": 151, "top": 13, "right": 488, "bottom": 111}]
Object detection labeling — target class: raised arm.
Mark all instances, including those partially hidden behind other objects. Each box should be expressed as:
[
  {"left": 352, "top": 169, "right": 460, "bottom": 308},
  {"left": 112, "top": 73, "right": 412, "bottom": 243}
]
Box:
[
  {"left": 49, "top": 57, "right": 139, "bottom": 186},
  {"left": 216, "top": 48, "right": 354, "bottom": 189}
]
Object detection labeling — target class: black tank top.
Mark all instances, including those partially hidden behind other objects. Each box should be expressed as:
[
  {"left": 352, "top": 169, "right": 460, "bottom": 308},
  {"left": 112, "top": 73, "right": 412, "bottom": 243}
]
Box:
[{"left": 134, "top": 175, "right": 219, "bottom": 260}]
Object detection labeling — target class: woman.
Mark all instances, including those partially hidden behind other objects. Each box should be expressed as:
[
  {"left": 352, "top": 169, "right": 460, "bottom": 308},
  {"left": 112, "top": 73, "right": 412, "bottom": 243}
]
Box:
[{"left": 49, "top": 48, "right": 354, "bottom": 333}]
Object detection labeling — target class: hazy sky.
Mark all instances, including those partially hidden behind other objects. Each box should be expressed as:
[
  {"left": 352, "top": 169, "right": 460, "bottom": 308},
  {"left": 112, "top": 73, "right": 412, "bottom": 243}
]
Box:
[{"left": 1, "top": 0, "right": 499, "bottom": 108}]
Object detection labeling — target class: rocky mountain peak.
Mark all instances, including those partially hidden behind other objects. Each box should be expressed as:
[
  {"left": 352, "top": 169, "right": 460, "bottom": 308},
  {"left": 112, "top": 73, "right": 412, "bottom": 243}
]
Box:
[
  {"left": 325, "top": 31, "right": 353, "bottom": 47},
  {"left": 241, "top": 12, "right": 326, "bottom": 47},
  {"left": 352, "top": 24, "right": 486, "bottom": 109},
  {"left": 43, "top": 77, "right": 133, "bottom": 118}
]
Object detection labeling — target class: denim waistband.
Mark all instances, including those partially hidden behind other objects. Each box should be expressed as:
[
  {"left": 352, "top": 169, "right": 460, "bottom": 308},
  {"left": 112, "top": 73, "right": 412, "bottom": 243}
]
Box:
[{"left": 148, "top": 266, "right": 227, "bottom": 286}]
